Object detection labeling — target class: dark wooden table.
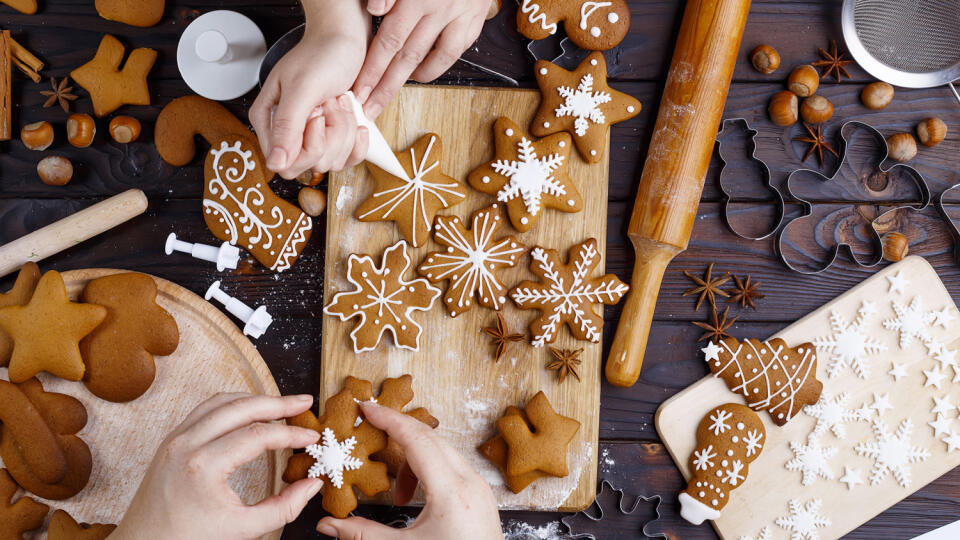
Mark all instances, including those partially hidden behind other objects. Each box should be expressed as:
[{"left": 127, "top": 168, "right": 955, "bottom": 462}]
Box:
[{"left": 3, "top": 1, "right": 960, "bottom": 538}]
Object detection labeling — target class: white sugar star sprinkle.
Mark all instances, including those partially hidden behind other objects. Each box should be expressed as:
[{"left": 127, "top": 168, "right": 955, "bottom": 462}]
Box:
[
  {"left": 870, "top": 392, "right": 893, "bottom": 417},
  {"left": 932, "top": 395, "right": 956, "bottom": 416},
  {"left": 923, "top": 366, "right": 947, "bottom": 390},
  {"left": 839, "top": 466, "right": 864, "bottom": 490},
  {"left": 954, "top": 365, "right": 960, "bottom": 383},
  {"left": 928, "top": 414, "right": 953, "bottom": 437},
  {"left": 935, "top": 348, "right": 958, "bottom": 370},
  {"left": 932, "top": 306, "right": 955, "bottom": 329},
  {"left": 888, "top": 361, "right": 908, "bottom": 381},
  {"left": 701, "top": 341, "right": 722, "bottom": 363},
  {"left": 943, "top": 430, "right": 960, "bottom": 453},
  {"left": 887, "top": 270, "right": 909, "bottom": 295}
]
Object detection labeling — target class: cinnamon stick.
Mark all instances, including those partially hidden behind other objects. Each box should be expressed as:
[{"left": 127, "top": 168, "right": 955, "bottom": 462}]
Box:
[
  {"left": 11, "top": 55, "right": 40, "bottom": 83},
  {"left": 0, "top": 31, "right": 11, "bottom": 141},
  {"left": 9, "top": 35, "right": 42, "bottom": 73}
]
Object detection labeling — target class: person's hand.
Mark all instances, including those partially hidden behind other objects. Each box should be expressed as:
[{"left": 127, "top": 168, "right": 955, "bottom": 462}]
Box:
[
  {"left": 354, "top": 0, "right": 490, "bottom": 119},
  {"left": 316, "top": 401, "right": 502, "bottom": 539},
  {"left": 110, "top": 393, "right": 324, "bottom": 540}
]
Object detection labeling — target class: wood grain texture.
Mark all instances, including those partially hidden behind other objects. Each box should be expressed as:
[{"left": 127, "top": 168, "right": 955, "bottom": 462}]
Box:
[{"left": 0, "top": 30, "right": 11, "bottom": 141}]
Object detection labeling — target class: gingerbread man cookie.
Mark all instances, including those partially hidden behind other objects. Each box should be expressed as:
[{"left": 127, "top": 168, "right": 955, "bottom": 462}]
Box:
[
  {"left": 156, "top": 96, "right": 314, "bottom": 273},
  {"left": 468, "top": 118, "right": 581, "bottom": 233},
  {"left": 532, "top": 52, "right": 641, "bottom": 163},
  {"left": 70, "top": 34, "right": 157, "bottom": 117},
  {"left": 517, "top": 0, "right": 630, "bottom": 51},
  {"left": 0, "top": 469, "right": 47, "bottom": 539},
  {"left": 496, "top": 391, "right": 580, "bottom": 478},
  {"left": 0, "top": 263, "right": 40, "bottom": 367},
  {"left": 48, "top": 509, "right": 116, "bottom": 540},
  {"left": 95, "top": 0, "right": 164, "bottom": 27},
  {"left": 478, "top": 406, "right": 548, "bottom": 493}
]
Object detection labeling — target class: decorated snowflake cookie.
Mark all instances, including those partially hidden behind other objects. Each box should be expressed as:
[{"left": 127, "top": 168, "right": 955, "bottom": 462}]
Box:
[
  {"left": 785, "top": 434, "right": 836, "bottom": 486},
  {"left": 883, "top": 296, "right": 935, "bottom": 348},
  {"left": 813, "top": 301, "right": 887, "bottom": 378},
  {"left": 776, "top": 498, "right": 830, "bottom": 540},
  {"left": 855, "top": 417, "right": 930, "bottom": 487},
  {"left": 803, "top": 392, "right": 858, "bottom": 439}
]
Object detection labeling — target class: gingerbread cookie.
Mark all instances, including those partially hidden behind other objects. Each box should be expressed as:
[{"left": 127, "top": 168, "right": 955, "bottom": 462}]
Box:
[
  {"left": 0, "top": 469, "right": 47, "bottom": 539},
  {"left": 679, "top": 403, "right": 765, "bottom": 525},
  {"left": 468, "top": 118, "right": 581, "bottom": 233},
  {"left": 80, "top": 272, "right": 179, "bottom": 402},
  {"left": 324, "top": 240, "right": 441, "bottom": 353},
  {"left": 0, "top": 263, "right": 41, "bottom": 367},
  {"left": 532, "top": 52, "right": 641, "bottom": 163},
  {"left": 478, "top": 406, "right": 549, "bottom": 493},
  {"left": 0, "top": 0, "right": 37, "bottom": 14},
  {"left": 702, "top": 337, "right": 823, "bottom": 426},
  {"left": 70, "top": 34, "right": 156, "bottom": 117},
  {"left": 517, "top": 0, "right": 630, "bottom": 51},
  {"left": 417, "top": 205, "right": 526, "bottom": 317},
  {"left": 496, "top": 391, "right": 580, "bottom": 478},
  {"left": 0, "top": 270, "right": 106, "bottom": 382},
  {"left": 155, "top": 96, "right": 313, "bottom": 273},
  {"left": 356, "top": 133, "right": 467, "bottom": 247},
  {"left": 95, "top": 0, "right": 164, "bottom": 27},
  {"left": 48, "top": 509, "right": 116, "bottom": 540},
  {"left": 510, "top": 238, "right": 628, "bottom": 347}
]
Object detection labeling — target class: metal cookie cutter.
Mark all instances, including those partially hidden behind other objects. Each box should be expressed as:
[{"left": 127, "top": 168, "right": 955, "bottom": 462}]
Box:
[
  {"left": 936, "top": 183, "right": 960, "bottom": 264},
  {"left": 561, "top": 480, "right": 667, "bottom": 539},
  {"left": 716, "top": 118, "right": 785, "bottom": 241},
  {"left": 777, "top": 120, "right": 931, "bottom": 275}
]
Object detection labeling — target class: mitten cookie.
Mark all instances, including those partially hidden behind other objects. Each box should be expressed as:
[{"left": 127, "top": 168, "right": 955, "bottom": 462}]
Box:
[
  {"left": 679, "top": 403, "right": 765, "bottom": 525},
  {"left": 468, "top": 118, "right": 581, "bottom": 233},
  {"left": 510, "top": 238, "right": 628, "bottom": 346},
  {"left": 70, "top": 34, "right": 156, "bottom": 117},
  {"left": 95, "top": 0, "right": 164, "bottom": 27},
  {"left": 0, "top": 469, "right": 47, "bottom": 539},
  {"left": 356, "top": 133, "right": 468, "bottom": 247},
  {"left": 155, "top": 96, "right": 313, "bottom": 273},
  {"left": 0, "top": 270, "right": 106, "bottom": 382},
  {"left": 0, "top": 263, "right": 41, "bottom": 367},
  {"left": 0, "top": 0, "right": 37, "bottom": 14},
  {"left": 532, "top": 52, "right": 641, "bottom": 163},
  {"left": 417, "top": 205, "right": 526, "bottom": 317},
  {"left": 702, "top": 337, "right": 823, "bottom": 426},
  {"left": 517, "top": 0, "right": 630, "bottom": 51},
  {"left": 496, "top": 391, "right": 580, "bottom": 477},
  {"left": 80, "top": 272, "right": 180, "bottom": 402},
  {"left": 48, "top": 509, "right": 116, "bottom": 540},
  {"left": 324, "top": 240, "right": 441, "bottom": 353},
  {"left": 478, "top": 406, "right": 548, "bottom": 493}
]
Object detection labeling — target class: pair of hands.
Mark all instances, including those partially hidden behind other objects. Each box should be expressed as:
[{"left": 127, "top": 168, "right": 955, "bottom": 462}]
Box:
[
  {"left": 111, "top": 393, "right": 502, "bottom": 540},
  {"left": 251, "top": 0, "right": 491, "bottom": 181}
]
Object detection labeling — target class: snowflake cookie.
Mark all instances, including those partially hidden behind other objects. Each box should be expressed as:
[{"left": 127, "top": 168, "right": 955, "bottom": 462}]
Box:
[
  {"left": 776, "top": 498, "right": 830, "bottom": 540},
  {"left": 515, "top": 0, "right": 631, "bottom": 51},
  {"left": 510, "top": 238, "right": 628, "bottom": 346},
  {"left": 324, "top": 241, "right": 441, "bottom": 353},
  {"left": 855, "top": 417, "right": 930, "bottom": 487},
  {"left": 417, "top": 205, "right": 526, "bottom": 317},
  {"left": 813, "top": 301, "right": 887, "bottom": 379},
  {"left": 532, "top": 52, "right": 642, "bottom": 163},
  {"left": 785, "top": 433, "right": 837, "bottom": 485},
  {"left": 468, "top": 117, "right": 582, "bottom": 233},
  {"left": 356, "top": 133, "right": 468, "bottom": 247}
]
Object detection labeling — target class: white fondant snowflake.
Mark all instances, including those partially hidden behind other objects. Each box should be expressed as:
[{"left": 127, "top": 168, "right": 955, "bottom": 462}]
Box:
[
  {"left": 785, "top": 435, "right": 837, "bottom": 485},
  {"left": 855, "top": 417, "right": 930, "bottom": 487},
  {"left": 492, "top": 137, "right": 566, "bottom": 216},
  {"left": 943, "top": 430, "right": 960, "bottom": 453},
  {"left": 932, "top": 306, "right": 955, "bottom": 329},
  {"left": 887, "top": 270, "right": 909, "bottom": 295},
  {"left": 721, "top": 460, "right": 745, "bottom": 486},
  {"left": 814, "top": 301, "right": 887, "bottom": 379},
  {"left": 692, "top": 445, "right": 716, "bottom": 471},
  {"left": 305, "top": 428, "right": 363, "bottom": 489},
  {"left": 743, "top": 429, "right": 764, "bottom": 457},
  {"left": 884, "top": 296, "right": 935, "bottom": 348},
  {"left": 776, "top": 498, "right": 830, "bottom": 540},
  {"left": 739, "top": 527, "right": 771, "bottom": 540},
  {"left": 839, "top": 466, "right": 864, "bottom": 490},
  {"left": 803, "top": 392, "right": 858, "bottom": 439},
  {"left": 708, "top": 409, "right": 733, "bottom": 435},
  {"left": 554, "top": 74, "right": 611, "bottom": 136}
]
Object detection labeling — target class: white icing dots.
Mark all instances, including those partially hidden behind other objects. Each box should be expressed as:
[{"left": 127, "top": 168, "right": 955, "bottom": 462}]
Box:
[
  {"left": 482, "top": 175, "right": 491, "bottom": 184},
  {"left": 590, "top": 27, "right": 601, "bottom": 37},
  {"left": 627, "top": 105, "right": 635, "bottom": 113},
  {"left": 505, "top": 128, "right": 514, "bottom": 136},
  {"left": 590, "top": 150, "right": 597, "bottom": 156},
  {"left": 520, "top": 217, "right": 529, "bottom": 225},
  {"left": 543, "top": 121, "right": 550, "bottom": 128},
  {"left": 567, "top": 200, "right": 576, "bottom": 206},
  {"left": 558, "top": 140, "right": 566, "bottom": 147},
  {"left": 539, "top": 67, "right": 548, "bottom": 75},
  {"left": 590, "top": 58, "right": 598, "bottom": 66},
  {"left": 607, "top": 12, "right": 619, "bottom": 23}
]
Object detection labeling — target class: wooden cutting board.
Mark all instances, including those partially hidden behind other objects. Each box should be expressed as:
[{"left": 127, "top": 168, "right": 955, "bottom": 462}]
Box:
[
  {"left": 0, "top": 269, "right": 285, "bottom": 540},
  {"left": 657, "top": 256, "right": 960, "bottom": 539},
  {"left": 324, "top": 85, "right": 611, "bottom": 511}
]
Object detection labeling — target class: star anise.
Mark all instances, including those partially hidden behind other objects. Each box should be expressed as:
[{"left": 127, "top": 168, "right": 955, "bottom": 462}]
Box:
[
  {"left": 682, "top": 263, "right": 730, "bottom": 311},
  {"left": 547, "top": 347, "right": 583, "bottom": 383},
  {"left": 39, "top": 77, "right": 78, "bottom": 113},
  {"left": 794, "top": 122, "right": 839, "bottom": 166},
  {"left": 812, "top": 40, "right": 853, "bottom": 81},
  {"left": 482, "top": 313, "right": 524, "bottom": 362},
  {"left": 693, "top": 306, "right": 738, "bottom": 343},
  {"left": 727, "top": 275, "right": 764, "bottom": 310}
]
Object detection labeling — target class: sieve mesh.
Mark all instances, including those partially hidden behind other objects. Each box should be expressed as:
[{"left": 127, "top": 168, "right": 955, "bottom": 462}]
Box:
[{"left": 853, "top": 0, "right": 960, "bottom": 74}]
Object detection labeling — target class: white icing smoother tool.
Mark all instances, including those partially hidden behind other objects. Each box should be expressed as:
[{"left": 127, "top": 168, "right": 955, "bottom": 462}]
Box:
[
  {"left": 165, "top": 232, "right": 240, "bottom": 271},
  {"left": 342, "top": 91, "right": 409, "bottom": 180},
  {"left": 177, "top": 10, "right": 267, "bottom": 101},
  {"left": 204, "top": 280, "right": 273, "bottom": 339}
]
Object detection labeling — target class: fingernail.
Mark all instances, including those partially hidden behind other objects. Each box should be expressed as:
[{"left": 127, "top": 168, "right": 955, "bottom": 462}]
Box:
[
  {"left": 356, "top": 85, "right": 372, "bottom": 103},
  {"left": 267, "top": 147, "right": 287, "bottom": 170},
  {"left": 295, "top": 394, "right": 313, "bottom": 402},
  {"left": 337, "top": 95, "right": 351, "bottom": 111},
  {"left": 367, "top": 0, "right": 385, "bottom": 15},
  {"left": 316, "top": 521, "right": 338, "bottom": 537},
  {"left": 360, "top": 400, "right": 381, "bottom": 410}
]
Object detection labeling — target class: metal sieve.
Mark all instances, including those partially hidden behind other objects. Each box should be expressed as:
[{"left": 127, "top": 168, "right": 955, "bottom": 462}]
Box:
[{"left": 841, "top": 0, "right": 960, "bottom": 103}]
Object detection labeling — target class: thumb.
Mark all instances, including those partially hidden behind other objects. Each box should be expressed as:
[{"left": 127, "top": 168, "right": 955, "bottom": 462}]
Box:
[
  {"left": 317, "top": 516, "right": 403, "bottom": 539},
  {"left": 242, "top": 478, "right": 323, "bottom": 535}
]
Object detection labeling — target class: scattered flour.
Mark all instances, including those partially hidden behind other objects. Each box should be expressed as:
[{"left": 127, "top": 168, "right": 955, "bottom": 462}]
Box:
[
  {"left": 335, "top": 185, "right": 354, "bottom": 213},
  {"left": 502, "top": 520, "right": 570, "bottom": 540}
]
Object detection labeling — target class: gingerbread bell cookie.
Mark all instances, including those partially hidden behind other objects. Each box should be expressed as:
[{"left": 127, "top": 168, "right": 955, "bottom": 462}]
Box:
[
  {"left": 468, "top": 118, "right": 582, "bottom": 233},
  {"left": 95, "top": 0, "right": 164, "bottom": 27},
  {"left": 48, "top": 509, "right": 116, "bottom": 540},
  {"left": 156, "top": 96, "right": 313, "bottom": 273},
  {"left": 517, "top": 0, "right": 630, "bottom": 51},
  {"left": 0, "top": 263, "right": 41, "bottom": 367},
  {"left": 0, "top": 469, "right": 47, "bottom": 539},
  {"left": 70, "top": 34, "right": 157, "bottom": 117},
  {"left": 533, "top": 52, "right": 641, "bottom": 163},
  {"left": 679, "top": 403, "right": 765, "bottom": 525}
]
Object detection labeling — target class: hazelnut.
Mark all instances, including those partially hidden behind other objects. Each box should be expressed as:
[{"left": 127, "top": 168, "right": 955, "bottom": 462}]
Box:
[
  {"left": 916, "top": 117, "right": 947, "bottom": 147},
  {"left": 800, "top": 95, "right": 834, "bottom": 124},
  {"left": 108, "top": 116, "right": 141, "bottom": 143},
  {"left": 37, "top": 156, "right": 73, "bottom": 186},
  {"left": 788, "top": 65, "right": 820, "bottom": 97},
  {"left": 887, "top": 132, "right": 917, "bottom": 163},
  {"left": 750, "top": 44, "right": 780, "bottom": 74},
  {"left": 20, "top": 121, "right": 54, "bottom": 151},
  {"left": 296, "top": 170, "right": 325, "bottom": 186},
  {"left": 881, "top": 232, "right": 909, "bottom": 262},
  {"left": 67, "top": 113, "right": 96, "bottom": 148},
  {"left": 298, "top": 187, "right": 327, "bottom": 217},
  {"left": 768, "top": 90, "right": 799, "bottom": 126},
  {"left": 861, "top": 81, "right": 894, "bottom": 110}
]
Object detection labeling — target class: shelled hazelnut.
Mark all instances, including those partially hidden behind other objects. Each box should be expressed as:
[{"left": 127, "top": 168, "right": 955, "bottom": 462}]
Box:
[
  {"left": 788, "top": 65, "right": 820, "bottom": 97},
  {"left": 108, "top": 116, "right": 141, "bottom": 143},
  {"left": 296, "top": 170, "right": 324, "bottom": 186},
  {"left": 298, "top": 187, "right": 327, "bottom": 217},
  {"left": 800, "top": 95, "right": 834, "bottom": 124},
  {"left": 887, "top": 132, "right": 917, "bottom": 162},
  {"left": 861, "top": 82, "right": 894, "bottom": 110},
  {"left": 916, "top": 117, "right": 947, "bottom": 147},
  {"left": 67, "top": 113, "right": 96, "bottom": 148},
  {"left": 37, "top": 156, "right": 73, "bottom": 186},
  {"left": 768, "top": 90, "right": 799, "bottom": 126},
  {"left": 20, "top": 121, "right": 54, "bottom": 151},
  {"left": 881, "top": 232, "right": 909, "bottom": 262},
  {"left": 750, "top": 45, "right": 780, "bottom": 74}
]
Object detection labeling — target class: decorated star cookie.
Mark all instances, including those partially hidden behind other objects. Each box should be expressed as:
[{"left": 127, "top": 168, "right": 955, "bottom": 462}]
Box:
[
  {"left": 478, "top": 406, "right": 549, "bottom": 493},
  {"left": 48, "top": 509, "right": 116, "bottom": 540},
  {"left": 0, "top": 263, "right": 41, "bottom": 367},
  {"left": 356, "top": 133, "right": 468, "bottom": 247},
  {"left": 679, "top": 403, "right": 765, "bottom": 525},
  {"left": 0, "top": 469, "right": 47, "bottom": 539},
  {"left": 532, "top": 52, "right": 641, "bottom": 163},
  {"left": 468, "top": 118, "right": 582, "bottom": 233},
  {"left": 324, "top": 240, "right": 441, "bottom": 353},
  {"left": 417, "top": 205, "right": 526, "bottom": 317},
  {"left": 0, "top": 270, "right": 106, "bottom": 382},
  {"left": 510, "top": 238, "right": 628, "bottom": 346},
  {"left": 496, "top": 391, "right": 580, "bottom": 478},
  {"left": 516, "top": 0, "right": 630, "bottom": 51},
  {"left": 70, "top": 34, "right": 156, "bottom": 117},
  {"left": 0, "top": 0, "right": 37, "bottom": 14}
]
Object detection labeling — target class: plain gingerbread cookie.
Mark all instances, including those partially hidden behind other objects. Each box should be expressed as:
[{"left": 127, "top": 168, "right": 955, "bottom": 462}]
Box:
[
  {"left": 0, "top": 468, "right": 47, "bottom": 539},
  {"left": 48, "top": 509, "right": 116, "bottom": 540},
  {"left": 496, "top": 391, "right": 580, "bottom": 478},
  {"left": 478, "top": 406, "right": 548, "bottom": 493},
  {"left": 70, "top": 34, "right": 156, "bottom": 117},
  {"left": 95, "top": 0, "right": 164, "bottom": 27},
  {"left": 0, "top": 263, "right": 41, "bottom": 367},
  {"left": 516, "top": 0, "right": 630, "bottom": 51}
]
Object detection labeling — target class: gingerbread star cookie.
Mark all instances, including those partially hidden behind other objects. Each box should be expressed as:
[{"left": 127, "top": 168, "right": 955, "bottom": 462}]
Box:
[
  {"left": 70, "top": 34, "right": 157, "bottom": 117},
  {"left": 356, "top": 133, "right": 468, "bottom": 247},
  {"left": 0, "top": 0, "right": 37, "bottom": 14},
  {"left": 417, "top": 205, "right": 526, "bottom": 317},
  {"left": 496, "top": 391, "right": 580, "bottom": 477},
  {"left": 468, "top": 118, "right": 582, "bottom": 233},
  {"left": 48, "top": 509, "right": 116, "bottom": 540},
  {"left": 0, "top": 469, "right": 47, "bottom": 539},
  {"left": 533, "top": 52, "right": 641, "bottom": 163},
  {"left": 0, "top": 270, "right": 106, "bottom": 382},
  {"left": 0, "top": 263, "right": 41, "bottom": 367},
  {"left": 516, "top": 0, "right": 630, "bottom": 51},
  {"left": 479, "top": 406, "right": 549, "bottom": 493}
]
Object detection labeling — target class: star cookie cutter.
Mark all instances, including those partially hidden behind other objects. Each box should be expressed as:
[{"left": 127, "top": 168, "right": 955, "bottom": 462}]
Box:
[
  {"left": 561, "top": 480, "right": 666, "bottom": 539},
  {"left": 778, "top": 120, "right": 931, "bottom": 274},
  {"left": 716, "top": 118, "right": 785, "bottom": 241}
]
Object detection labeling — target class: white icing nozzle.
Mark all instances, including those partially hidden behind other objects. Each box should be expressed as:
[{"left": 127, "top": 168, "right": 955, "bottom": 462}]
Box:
[
  {"left": 204, "top": 280, "right": 273, "bottom": 339},
  {"left": 165, "top": 233, "right": 240, "bottom": 271}
]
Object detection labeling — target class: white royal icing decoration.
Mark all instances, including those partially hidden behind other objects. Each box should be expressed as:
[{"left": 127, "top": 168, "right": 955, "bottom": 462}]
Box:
[
  {"left": 785, "top": 434, "right": 837, "bottom": 485},
  {"left": 708, "top": 408, "right": 733, "bottom": 435},
  {"left": 492, "top": 137, "right": 567, "bottom": 217},
  {"left": 883, "top": 296, "right": 935, "bottom": 348},
  {"left": 776, "top": 498, "right": 830, "bottom": 540},
  {"left": 701, "top": 341, "right": 723, "bottom": 363},
  {"left": 855, "top": 417, "right": 930, "bottom": 487},
  {"left": 813, "top": 301, "right": 887, "bottom": 379},
  {"left": 555, "top": 73, "right": 612, "bottom": 137},
  {"left": 520, "top": 0, "right": 558, "bottom": 34},
  {"left": 579, "top": 2, "right": 612, "bottom": 37},
  {"left": 803, "top": 392, "right": 858, "bottom": 439},
  {"left": 305, "top": 428, "right": 363, "bottom": 489},
  {"left": 692, "top": 444, "right": 716, "bottom": 471}
]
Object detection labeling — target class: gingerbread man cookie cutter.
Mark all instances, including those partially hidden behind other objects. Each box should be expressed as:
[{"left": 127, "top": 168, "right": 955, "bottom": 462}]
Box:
[
  {"left": 561, "top": 480, "right": 666, "bottom": 539},
  {"left": 715, "top": 118, "right": 784, "bottom": 241}
]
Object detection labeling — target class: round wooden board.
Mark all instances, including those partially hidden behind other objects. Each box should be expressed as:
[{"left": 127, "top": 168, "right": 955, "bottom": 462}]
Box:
[{"left": 1, "top": 269, "right": 287, "bottom": 540}]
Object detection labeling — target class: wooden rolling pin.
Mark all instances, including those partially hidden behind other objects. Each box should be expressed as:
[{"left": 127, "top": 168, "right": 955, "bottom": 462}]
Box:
[
  {"left": 0, "top": 189, "right": 148, "bottom": 278},
  {"left": 605, "top": 0, "right": 751, "bottom": 388}
]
